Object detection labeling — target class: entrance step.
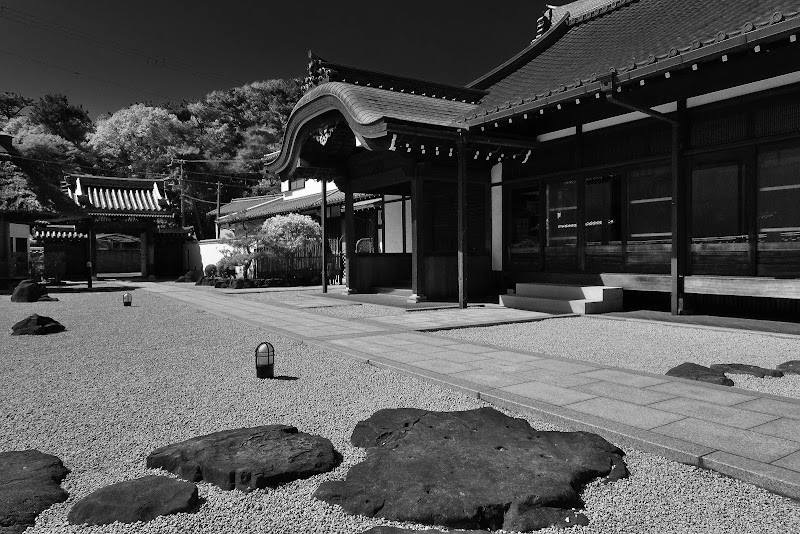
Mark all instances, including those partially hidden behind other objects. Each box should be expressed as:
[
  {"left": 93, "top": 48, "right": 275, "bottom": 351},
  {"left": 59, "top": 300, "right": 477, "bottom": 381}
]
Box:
[
  {"left": 500, "top": 283, "right": 622, "bottom": 315},
  {"left": 372, "top": 286, "right": 413, "bottom": 297}
]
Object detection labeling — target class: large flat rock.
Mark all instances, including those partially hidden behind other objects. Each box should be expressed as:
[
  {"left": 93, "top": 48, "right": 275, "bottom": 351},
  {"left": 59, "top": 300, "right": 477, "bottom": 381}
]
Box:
[
  {"left": 666, "top": 362, "right": 734, "bottom": 386},
  {"left": 67, "top": 475, "right": 198, "bottom": 525},
  {"left": 0, "top": 450, "right": 69, "bottom": 534},
  {"left": 10, "top": 280, "right": 46, "bottom": 303},
  {"left": 146, "top": 425, "right": 341, "bottom": 492},
  {"left": 315, "top": 407, "right": 626, "bottom": 532},
  {"left": 709, "top": 363, "right": 783, "bottom": 378}
]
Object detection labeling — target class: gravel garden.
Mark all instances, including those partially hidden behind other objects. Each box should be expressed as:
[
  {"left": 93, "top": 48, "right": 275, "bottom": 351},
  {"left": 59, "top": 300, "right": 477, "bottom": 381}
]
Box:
[{"left": 2, "top": 288, "right": 800, "bottom": 533}]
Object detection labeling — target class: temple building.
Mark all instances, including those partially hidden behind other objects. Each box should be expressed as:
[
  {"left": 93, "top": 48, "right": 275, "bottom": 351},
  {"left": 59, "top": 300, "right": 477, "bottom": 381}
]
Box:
[{"left": 265, "top": 0, "right": 800, "bottom": 314}]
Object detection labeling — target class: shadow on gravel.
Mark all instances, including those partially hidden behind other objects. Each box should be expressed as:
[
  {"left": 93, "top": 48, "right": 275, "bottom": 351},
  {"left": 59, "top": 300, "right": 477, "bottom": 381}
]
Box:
[
  {"left": 47, "top": 286, "right": 139, "bottom": 294},
  {"left": 272, "top": 376, "right": 299, "bottom": 381}
]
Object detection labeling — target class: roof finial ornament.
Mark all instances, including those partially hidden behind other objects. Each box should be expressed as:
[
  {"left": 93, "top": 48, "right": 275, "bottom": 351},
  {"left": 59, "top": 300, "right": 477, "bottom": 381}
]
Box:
[
  {"left": 534, "top": 7, "right": 554, "bottom": 41},
  {"left": 302, "top": 51, "right": 333, "bottom": 94}
]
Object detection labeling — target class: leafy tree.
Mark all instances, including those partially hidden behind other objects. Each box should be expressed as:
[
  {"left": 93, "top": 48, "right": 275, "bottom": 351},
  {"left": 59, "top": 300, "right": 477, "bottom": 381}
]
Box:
[
  {"left": 89, "top": 104, "right": 194, "bottom": 174},
  {"left": 29, "top": 93, "right": 93, "bottom": 144},
  {"left": 2, "top": 116, "right": 78, "bottom": 163},
  {"left": 0, "top": 91, "right": 33, "bottom": 121},
  {"left": 261, "top": 213, "right": 321, "bottom": 258},
  {"left": 216, "top": 227, "right": 266, "bottom": 280}
]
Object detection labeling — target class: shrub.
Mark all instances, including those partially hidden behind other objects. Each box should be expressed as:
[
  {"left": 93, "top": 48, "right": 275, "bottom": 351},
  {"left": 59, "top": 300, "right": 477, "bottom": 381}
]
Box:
[{"left": 204, "top": 264, "right": 217, "bottom": 277}]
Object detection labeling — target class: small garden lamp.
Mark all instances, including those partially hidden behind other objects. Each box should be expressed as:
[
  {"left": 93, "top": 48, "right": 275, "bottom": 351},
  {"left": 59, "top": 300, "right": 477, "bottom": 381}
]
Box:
[
  {"left": 255, "top": 342, "right": 275, "bottom": 379},
  {"left": 122, "top": 293, "right": 132, "bottom": 307}
]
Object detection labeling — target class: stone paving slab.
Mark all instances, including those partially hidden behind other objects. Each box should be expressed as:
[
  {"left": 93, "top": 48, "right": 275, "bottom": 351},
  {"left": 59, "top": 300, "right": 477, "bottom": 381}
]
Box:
[
  {"left": 130, "top": 282, "right": 800, "bottom": 502},
  {"left": 365, "top": 306, "right": 571, "bottom": 331}
]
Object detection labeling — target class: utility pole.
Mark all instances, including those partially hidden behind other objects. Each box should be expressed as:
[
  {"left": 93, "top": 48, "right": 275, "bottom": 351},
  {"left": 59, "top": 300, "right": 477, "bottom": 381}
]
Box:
[
  {"left": 216, "top": 181, "right": 221, "bottom": 239},
  {"left": 179, "top": 160, "right": 186, "bottom": 227}
]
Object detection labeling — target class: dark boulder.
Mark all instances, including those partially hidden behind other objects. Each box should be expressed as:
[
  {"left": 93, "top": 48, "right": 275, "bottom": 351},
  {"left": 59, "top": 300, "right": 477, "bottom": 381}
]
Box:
[
  {"left": 361, "top": 528, "right": 492, "bottom": 534},
  {"left": 10, "top": 280, "right": 46, "bottom": 302},
  {"left": 67, "top": 475, "right": 198, "bottom": 525},
  {"left": 777, "top": 360, "right": 800, "bottom": 375},
  {"left": 666, "top": 362, "right": 734, "bottom": 386},
  {"left": 315, "top": 407, "right": 626, "bottom": 532},
  {"left": 709, "top": 363, "right": 783, "bottom": 378},
  {"left": 0, "top": 450, "right": 69, "bottom": 534},
  {"left": 147, "top": 425, "right": 341, "bottom": 492},
  {"left": 11, "top": 314, "right": 65, "bottom": 336}
]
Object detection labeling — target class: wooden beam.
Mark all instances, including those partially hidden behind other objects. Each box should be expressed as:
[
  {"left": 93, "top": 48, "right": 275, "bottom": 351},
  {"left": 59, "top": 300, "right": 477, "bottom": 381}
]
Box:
[
  {"left": 670, "top": 100, "right": 688, "bottom": 315},
  {"left": 409, "top": 168, "right": 426, "bottom": 302},
  {"left": 343, "top": 189, "right": 356, "bottom": 294},
  {"left": 321, "top": 180, "right": 328, "bottom": 293},
  {"left": 458, "top": 133, "right": 468, "bottom": 309}
]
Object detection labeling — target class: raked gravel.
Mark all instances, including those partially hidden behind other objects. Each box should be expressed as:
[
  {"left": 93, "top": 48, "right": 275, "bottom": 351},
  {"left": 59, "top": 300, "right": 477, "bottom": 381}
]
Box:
[
  {"left": 1, "top": 290, "right": 799, "bottom": 534},
  {"left": 436, "top": 316, "right": 800, "bottom": 400}
]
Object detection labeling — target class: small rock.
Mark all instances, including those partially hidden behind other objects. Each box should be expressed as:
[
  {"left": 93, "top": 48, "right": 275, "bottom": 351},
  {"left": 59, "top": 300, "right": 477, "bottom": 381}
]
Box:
[
  {"left": 10, "top": 280, "right": 46, "bottom": 302},
  {"left": 777, "top": 360, "right": 800, "bottom": 375},
  {"left": 666, "top": 362, "right": 733, "bottom": 386},
  {"left": 709, "top": 363, "right": 783, "bottom": 378},
  {"left": 67, "top": 475, "right": 198, "bottom": 525},
  {"left": 11, "top": 314, "right": 65, "bottom": 336},
  {"left": 147, "top": 425, "right": 341, "bottom": 492},
  {"left": 37, "top": 295, "right": 59, "bottom": 302},
  {"left": 361, "top": 528, "right": 491, "bottom": 534},
  {"left": 0, "top": 450, "right": 69, "bottom": 534}
]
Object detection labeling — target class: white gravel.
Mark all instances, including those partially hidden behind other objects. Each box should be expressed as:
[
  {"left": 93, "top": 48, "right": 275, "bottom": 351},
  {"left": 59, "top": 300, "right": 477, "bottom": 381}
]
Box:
[
  {"left": 2, "top": 291, "right": 799, "bottom": 534},
  {"left": 435, "top": 316, "right": 800, "bottom": 399},
  {"left": 310, "top": 303, "right": 405, "bottom": 320}
]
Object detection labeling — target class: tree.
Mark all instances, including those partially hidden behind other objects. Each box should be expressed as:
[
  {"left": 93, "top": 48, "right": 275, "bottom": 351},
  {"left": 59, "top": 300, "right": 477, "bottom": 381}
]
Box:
[
  {"left": 29, "top": 93, "right": 93, "bottom": 144},
  {"left": 89, "top": 104, "right": 194, "bottom": 174},
  {"left": 261, "top": 214, "right": 322, "bottom": 281},
  {"left": 0, "top": 92, "right": 33, "bottom": 121},
  {"left": 216, "top": 227, "right": 266, "bottom": 280}
]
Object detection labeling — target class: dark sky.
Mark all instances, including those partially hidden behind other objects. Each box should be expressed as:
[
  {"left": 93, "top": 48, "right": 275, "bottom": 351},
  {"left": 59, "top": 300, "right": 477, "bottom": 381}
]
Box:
[{"left": 0, "top": 1, "right": 549, "bottom": 118}]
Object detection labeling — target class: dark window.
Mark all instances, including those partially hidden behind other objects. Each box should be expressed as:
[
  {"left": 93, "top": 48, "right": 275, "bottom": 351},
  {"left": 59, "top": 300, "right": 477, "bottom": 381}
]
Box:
[
  {"left": 628, "top": 166, "right": 672, "bottom": 242},
  {"left": 585, "top": 175, "right": 621, "bottom": 245},
  {"left": 546, "top": 180, "right": 577, "bottom": 246},
  {"left": 14, "top": 237, "right": 28, "bottom": 254},
  {"left": 691, "top": 163, "right": 744, "bottom": 242},
  {"left": 510, "top": 186, "right": 540, "bottom": 256},
  {"left": 758, "top": 145, "right": 800, "bottom": 241},
  {"left": 289, "top": 177, "right": 306, "bottom": 191}
]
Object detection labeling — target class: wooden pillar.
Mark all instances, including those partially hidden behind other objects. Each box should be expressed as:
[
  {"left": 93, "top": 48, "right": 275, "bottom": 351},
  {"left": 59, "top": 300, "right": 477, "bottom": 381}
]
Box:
[
  {"left": 343, "top": 189, "right": 356, "bottom": 294},
  {"left": 457, "top": 134, "right": 468, "bottom": 309},
  {"left": 671, "top": 101, "right": 687, "bottom": 315},
  {"left": 0, "top": 215, "right": 8, "bottom": 278},
  {"left": 409, "top": 168, "right": 426, "bottom": 302},
  {"left": 140, "top": 229, "right": 151, "bottom": 277},
  {"left": 380, "top": 195, "right": 386, "bottom": 253},
  {"left": 401, "top": 195, "right": 407, "bottom": 253},
  {"left": 321, "top": 180, "right": 328, "bottom": 293},
  {"left": 575, "top": 125, "right": 585, "bottom": 272},
  {"left": 86, "top": 224, "right": 96, "bottom": 288}
]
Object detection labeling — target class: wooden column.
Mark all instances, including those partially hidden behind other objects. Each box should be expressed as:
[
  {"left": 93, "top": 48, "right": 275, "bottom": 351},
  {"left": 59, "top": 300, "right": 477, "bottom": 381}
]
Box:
[
  {"left": 671, "top": 101, "right": 688, "bottom": 315},
  {"left": 0, "top": 215, "right": 8, "bottom": 278},
  {"left": 575, "top": 125, "right": 585, "bottom": 272},
  {"left": 409, "top": 168, "right": 426, "bottom": 302},
  {"left": 457, "top": 134, "right": 468, "bottom": 309},
  {"left": 380, "top": 195, "right": 386, "bottom": 253},
  {"left": 321, "top": 180, "right": 328, "bottom": 293},
  {"left": 343, "top": 188, "right": 356, "bottom": 294},
  {"left": 401, "top": 195, "right": 407, "bottom": 253}
]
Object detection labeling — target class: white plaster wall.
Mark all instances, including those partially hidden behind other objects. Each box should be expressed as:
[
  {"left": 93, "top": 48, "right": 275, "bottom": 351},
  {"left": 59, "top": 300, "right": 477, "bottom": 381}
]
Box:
[
  {"left": 9, "top": 223, "right": 30, "bottom": 239},
  {"left": 384, "top": 196, "right": 405, "bottom": 253},
  {"left": 190, "top": 239, "right": 231, "bottom": 272},
  {"left": 491, "top": 163, "right": 503, "bottom": 271},
  {"left": 281, "top": 179, "right": 338, "bottom": 199}
]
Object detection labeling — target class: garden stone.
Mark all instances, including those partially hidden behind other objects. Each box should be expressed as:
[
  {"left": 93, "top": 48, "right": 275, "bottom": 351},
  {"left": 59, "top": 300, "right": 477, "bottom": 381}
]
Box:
[
  {"left": 67, "top": 475, "right": 198, "bottom": 525},
  {"left": 10, "top": 280, "right": 46, "bottom": 302},
  {"left": 361, "top": 528, "right": 491, "bottom": 534},
  {"left": 146, "top": 425, "right": 341, "bottom": 492},
  {"left": 666, "top": 362, "right": 734, "bottom": 386},
  {"left": 36, "top": 295, "right": 59, "bottom": 302},
  {"left": 777, "top": 360, "right": 800, "bottom": 375},
  {"left": 0, "top": 450, "right": 69, "bottom": 534},
  {"left": 11, "top": 314, "right": 65, "bottom": 336},
  {"left": 315, "top": 407, "right": 626, "bottom": 532},
  {"left": 709, "top": 363, "right": 783, "bottom": 378}
]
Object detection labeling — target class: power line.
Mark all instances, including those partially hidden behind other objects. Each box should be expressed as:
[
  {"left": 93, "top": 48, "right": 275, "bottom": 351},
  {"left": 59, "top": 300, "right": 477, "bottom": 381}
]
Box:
[
  {"left": 0, "top": 47, "right": 174, "bottom": 101},
  {"left": 0, "top": 4, "right": 239, "bottom": 85}
]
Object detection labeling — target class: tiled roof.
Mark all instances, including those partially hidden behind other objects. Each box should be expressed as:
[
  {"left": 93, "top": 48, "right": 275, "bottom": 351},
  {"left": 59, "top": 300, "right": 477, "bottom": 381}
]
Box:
[
  {"left": 222, "top": 190, "right": 377, "bottom": 223},
  {"left": 206, "top": 194, "right": 281, "bottom": 217},
  {"left": 550, "top": 0, "right": 618, "bottom": 22},
  {"left": 64, "top": 174, "right": 173, "bottom": 217},
  {"left": 466, "top": 0, "right": 800, "bottom": 120},
  {"left": 33, "top": 228, "right": 88, "bottom": 240},
  {"left": 295, "top": 82, "right": 478, "bottom": 128}
]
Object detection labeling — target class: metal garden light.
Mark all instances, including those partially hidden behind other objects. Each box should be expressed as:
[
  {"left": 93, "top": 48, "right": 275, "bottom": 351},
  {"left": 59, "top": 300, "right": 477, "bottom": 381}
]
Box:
[
  {"left": 255, "top": 342, "right": 275, "bottom": 379},
  {"left": 122, "top": 293, "right": 132, "bottom": 307}
]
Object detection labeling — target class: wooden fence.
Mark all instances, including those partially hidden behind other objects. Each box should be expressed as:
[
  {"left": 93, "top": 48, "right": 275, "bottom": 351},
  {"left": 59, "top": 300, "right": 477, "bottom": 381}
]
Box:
[{"left": 254, "top": 243, "right": 342, "bottom": 283}]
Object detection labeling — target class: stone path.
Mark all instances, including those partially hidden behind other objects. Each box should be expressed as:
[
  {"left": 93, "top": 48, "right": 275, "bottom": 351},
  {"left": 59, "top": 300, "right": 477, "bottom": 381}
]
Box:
[{"left": 132, "top": 282, "right": 800, "bottom": 501}]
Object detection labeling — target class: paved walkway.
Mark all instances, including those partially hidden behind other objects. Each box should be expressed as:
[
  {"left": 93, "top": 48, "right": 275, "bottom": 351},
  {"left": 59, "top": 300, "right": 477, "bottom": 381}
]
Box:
[{"left": 134, "top": 282, "right": 800, "bottom": 501}]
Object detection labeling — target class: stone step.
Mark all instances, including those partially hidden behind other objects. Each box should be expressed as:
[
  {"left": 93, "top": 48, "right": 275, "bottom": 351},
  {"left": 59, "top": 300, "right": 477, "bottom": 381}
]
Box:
[
  {"left": 500, "top": 294, "right": 622, "bottom": 314},
  {"left": 372, "top": 286, "right": 413, "bottom": 297},
  {"left": 514, "top": 283, "right": 623, "bottom": 301}
]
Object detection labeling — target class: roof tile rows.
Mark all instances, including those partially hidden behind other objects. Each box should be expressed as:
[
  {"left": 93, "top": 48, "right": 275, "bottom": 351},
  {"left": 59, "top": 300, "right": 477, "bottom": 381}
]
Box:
[
  {"left": 469, "top": 0, "right": 800, "bottom": 117},
  {"left": 221, "top": 190, "right": 377, "bottom": 223},
  {"left": 296, "top": 83, "right": 478, "bottom": 127},
  {"left": 65, "top": 175, "right": 172, "bottom": 217}
]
